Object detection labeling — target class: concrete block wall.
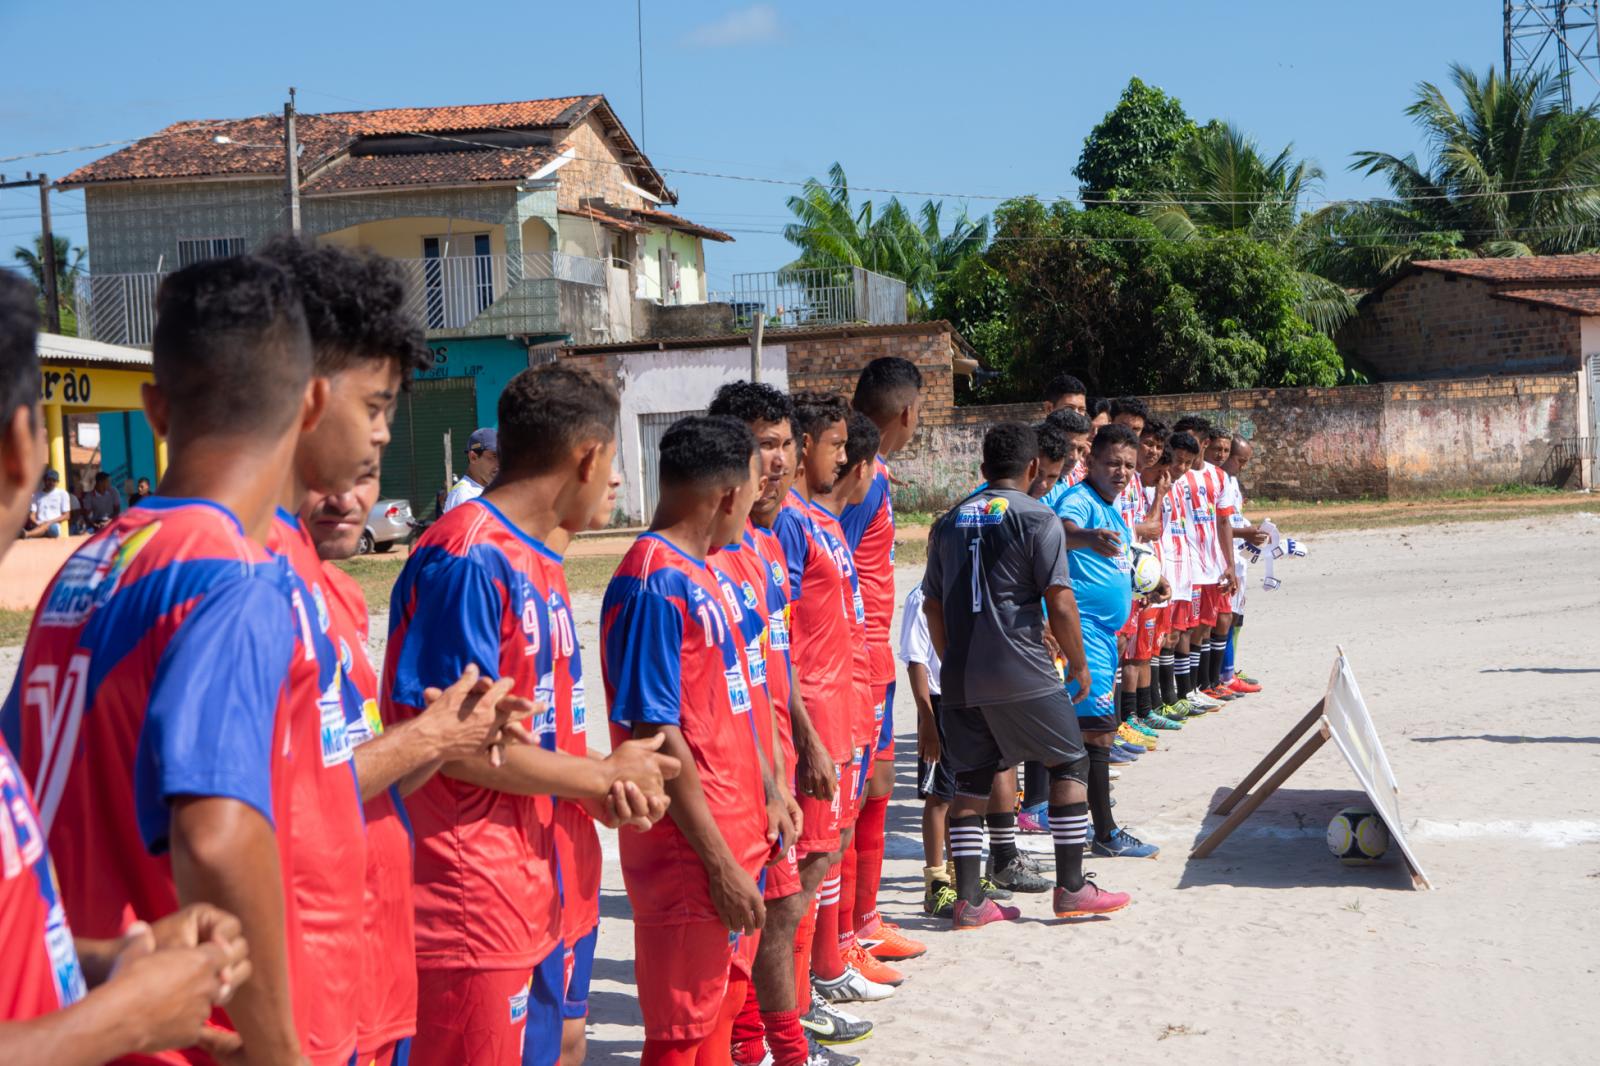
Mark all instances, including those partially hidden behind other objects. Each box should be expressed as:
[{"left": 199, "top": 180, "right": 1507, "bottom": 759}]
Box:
[
  {"left": 1339, "top": 271, "right": 1582, "bottom": 380},
  {"left": 1381, "top": 375, "right": 1577, "bottom": 493}
]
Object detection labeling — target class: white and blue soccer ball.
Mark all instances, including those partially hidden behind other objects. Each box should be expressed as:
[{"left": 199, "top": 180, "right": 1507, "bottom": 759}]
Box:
[
  {"left": 1129, "top": 545, "right": 1162, "bottom": 595},
  {"left": 1326, "top": 807, "right": 1389, "bottom": 865}
]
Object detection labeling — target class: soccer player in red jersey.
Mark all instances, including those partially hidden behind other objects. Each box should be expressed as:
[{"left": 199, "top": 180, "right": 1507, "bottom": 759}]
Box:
[
  {"left": 5, "top": 257, "right": 324, "bottom": 1063},
  {"left": 708, "top": 382, "right": 857, "bottom": 1064},
  {"left": 774, "top": 393, "right": 891, "bottom": 1009},
  {"left": 604, "top": 415, "right": 784, "bottom": 1066},
  {"left": 0, "top": 272, "right": 255, "bottom": 1062},
  {"left": 839, "top": 357, "right": 926, "bottom": 970},
  {"left": 812, "top": 412, "right": 903, "bottom": 991},
  {"left": 383, "top": 367, "right": 675, "bottom": 1066}
]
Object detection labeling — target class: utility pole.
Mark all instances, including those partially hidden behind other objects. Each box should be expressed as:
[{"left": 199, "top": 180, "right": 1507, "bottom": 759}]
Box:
[
  {"left": 750, "top": 312, "right": 764, "bottom": 382},
  {"left": 38, "top": 174, "right": 59, "bottom": 334},
  {"left": 284, "top": 87, "right": 301, "bottom": 236},
  {"left": 0, "top": 172, "right": 61, "bottom": 333}
]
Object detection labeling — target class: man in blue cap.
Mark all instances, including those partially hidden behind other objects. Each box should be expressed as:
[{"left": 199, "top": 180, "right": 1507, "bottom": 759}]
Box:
[{"left": 442, "top": 427, "right": 498, "bottom": 513}]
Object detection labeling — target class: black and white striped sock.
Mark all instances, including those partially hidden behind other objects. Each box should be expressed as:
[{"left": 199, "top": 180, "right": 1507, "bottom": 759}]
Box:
[
  {"left": 1048, "top": 802, "right": 1090, "bottom": 891},
  {"left": 950, "top": 816, "right": 986, "bottom": 906}
]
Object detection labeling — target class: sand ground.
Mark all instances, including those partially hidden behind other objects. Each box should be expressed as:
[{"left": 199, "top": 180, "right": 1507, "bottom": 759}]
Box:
[{"left": 2, "top": 512, "right": 1596, "bottom": 1063}]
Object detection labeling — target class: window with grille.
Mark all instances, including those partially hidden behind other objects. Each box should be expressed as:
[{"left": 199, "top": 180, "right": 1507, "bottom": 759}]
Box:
[{"left": 177, "top": 237, "right": 246, "bottom": 266}]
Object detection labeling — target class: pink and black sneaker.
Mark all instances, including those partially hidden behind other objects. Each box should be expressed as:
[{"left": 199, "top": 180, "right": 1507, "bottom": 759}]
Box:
[
  {"left": 952, "top": 897, "right": 1021, "bottom": 930},
  {"left": 1052, "top": 875, "right": 1131, "bottom": 918}
]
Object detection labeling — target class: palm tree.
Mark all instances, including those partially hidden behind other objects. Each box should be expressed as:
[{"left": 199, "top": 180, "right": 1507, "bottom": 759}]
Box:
[
  {"left": 13, "top": 234, "right": 86, "bottom": 330},
  {"left": 1322, "top": 63, "right": 1600, "bottom": 287},
  {"left": 1146, "top": 122, "right": 1354, "bottom": 334},
  {"left": 783, "top": 163, "right": 988, "bottom": 314}
]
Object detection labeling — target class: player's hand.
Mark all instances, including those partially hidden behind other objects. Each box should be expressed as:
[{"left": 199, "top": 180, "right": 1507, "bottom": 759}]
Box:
[
  {"left": 420, "top": 666, "right": 536, "bottom": 765},
  {"left": 795, "top": 728, "right": 835, "bottom": 802},
  {"left": 1217, "top": 572, "right": 1236, "bottom": 595},
  {"left": 709, "top": 859, "right": 765, "bottom": 935},
  {"left": 605, "top": 733, "right": 682, "bottom": 803},
  {"left": 916, "top": 709, "right": 941, "bottom": 765},
  {"left": 1088, "top": 528, "right": 1122, "bottom": 558},
  {"left": 1151, "top": 577, "right": 1171, "bottom": 605},
  {"left": 105, "top": 932, "right": 249, "bottom": 1055},
  {"left": 1154, "top": 471, "right": 1172, "bottom": 499},
  {"left": 145, "top": 905, "right": 251, "bottom": 1000},
  {"left": 1246, "top": 528, "right": 1270, "bottom": 546},
  {"left": 1066, "top": 660, "right": 1092, "bottom": 705},
  {"left": 765, "top": 787, "right": 798, "bottom": 864}
]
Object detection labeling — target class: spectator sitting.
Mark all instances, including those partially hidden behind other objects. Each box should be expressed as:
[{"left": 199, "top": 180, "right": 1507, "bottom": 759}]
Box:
[
  {"left": 24, "top": 468, "right": 73, "bottom": 538},
  {"left": 82, "top": 471, "right": 122, "bottom": 531},
  {"left": 128, "top": 475, "right": 152, "bottom": 507}
]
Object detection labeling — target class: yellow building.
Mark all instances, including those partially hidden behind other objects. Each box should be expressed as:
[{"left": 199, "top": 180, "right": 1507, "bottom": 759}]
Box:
[{"left": 36, "top": 332, "right": 158, "bottom": 533}]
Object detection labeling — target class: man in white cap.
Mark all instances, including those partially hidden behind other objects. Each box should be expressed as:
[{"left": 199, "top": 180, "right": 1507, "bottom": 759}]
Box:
[{"left": 442, "top": 426, "right": 498, "bottom": 513}]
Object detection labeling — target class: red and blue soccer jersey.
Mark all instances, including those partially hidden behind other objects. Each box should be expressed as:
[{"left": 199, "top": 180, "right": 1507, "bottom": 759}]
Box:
[
  {"left": 1, "top": 498, "right": 295, "bottom": 1062},
  {"left": 773, "top": 492, "right": 857, "bottom": 765},
  {"left": 747, "top": 523, "right": 795, "bottom": 778},
  {"left": 321, "top": 563, "right": 416, "bottom": 1056},
  {"left": 267, "top": 511, "right": 367, "bottom": 1065},
  {"left": 709, "top": 535, "right": 775, "bottom": 763},
  {"left": 381, "top": 498, "right": 561, "bottom": 972},
  {"left": 0, "top": 735, "right": 84, "bottom": 1022},
  {"left": 524, "top": 547, "right": 603, "bottom": 950},
  {"left": 602, "top": 534, "right": 768, "bottom": 924},
  {"left": 839, "top": 455, "right": 896, "bottom": 688},
  {"left": 810, "top": 501, "right": 875, "bottom": 751}
]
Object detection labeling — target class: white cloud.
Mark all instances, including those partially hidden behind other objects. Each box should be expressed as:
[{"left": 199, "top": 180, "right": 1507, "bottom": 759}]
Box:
[{"left": 683, "top": 4, "right": 781, "bottom": 48}]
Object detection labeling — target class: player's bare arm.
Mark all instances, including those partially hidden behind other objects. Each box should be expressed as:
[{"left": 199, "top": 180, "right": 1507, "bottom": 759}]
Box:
[
  {"left": 923, "top": 593, "right": 947, "bottom": 660},
  {"left": 1061, "top": 518, "right": 1122, "bottom": 558},
  {"left": 632, "top": 722, "right": 766, "bottom": 936},
  {"left": 908, "top": 661, "right": 939, "bottom": 765},
  {"left": 1044, "top": 583, "right": 1093, "bottom": 701},
  {"left": 355, "top": 666, "right": 535, "bottom": 801},
  {"left": 440, "top": 731, "right": 679, "bottom": 815},
  {"left": 787, "top": 686, "right": 835, "bottom": 802},
  {"left": 169, "top": 797, "right": 305, "bottom": 1066}
]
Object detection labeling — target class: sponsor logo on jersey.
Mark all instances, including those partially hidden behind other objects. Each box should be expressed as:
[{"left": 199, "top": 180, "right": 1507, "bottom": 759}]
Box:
[
  {"left": 725, "top": 665, "right": 752, "bottom": 715},
  {"left": 571, "top": 679, "right": 587, "bottom": 730},
  {"left": 745, "top": 636, "right": 768, "bottom": 689},
  {"left": 318, "top": 673, "right": 353, "bottom": 767},
  {"left": 508, "top": 982, "right": 530, "bottom": 1024},
  {"left": 311, "top": 583, "right": 330, "bottom": 633},
  {"left": 741, "top": 581, "right": 759, "bottom": 611},
  {"left": 38, "top": 522, "right": 160, "bottom": 627},
  {"left": 955, "top": 496, "right": 1009, "bottom": 526}
]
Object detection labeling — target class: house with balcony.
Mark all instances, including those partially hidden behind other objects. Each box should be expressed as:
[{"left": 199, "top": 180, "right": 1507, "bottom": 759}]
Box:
[{"left": 60, "top": 93, "right": 738, "bottom": 507}]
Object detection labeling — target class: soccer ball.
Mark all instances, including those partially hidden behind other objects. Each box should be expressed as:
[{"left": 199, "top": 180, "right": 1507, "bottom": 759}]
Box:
[
  {"left": 1326, "top": 807, "right": 1389, "bottom": 865},
  {"left": 1129, "top": 546, "right": 1162, "bottom": 595}
]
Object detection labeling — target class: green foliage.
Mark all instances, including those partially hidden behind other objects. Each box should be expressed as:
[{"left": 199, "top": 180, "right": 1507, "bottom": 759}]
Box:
[
  {"left": 12, "top": 234, "right": 86, "bottom": 334},
  {"left": 1073, "top": 77, "right": 1197, "bottom": 204},
  {"left": 1317, "top": 64, "right": 1600, "bottom": 287},
  {"left": 782, "top": 163, "right": 988, "bottom": 314},
  {"left": 946, "top": 201, "right": 1343, "bottom": 401}
]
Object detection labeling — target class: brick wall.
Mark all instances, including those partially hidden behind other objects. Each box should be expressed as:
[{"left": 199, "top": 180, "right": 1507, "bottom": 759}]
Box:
[
  {"left": 1339, "top": 271, "right": 1583, "bottom": 380},
  {"left": 906, "top": 374, "right": 1580, "bottom": 508},
  {"left": 558, "top": 117, "right": 649, "bottom": 212}
]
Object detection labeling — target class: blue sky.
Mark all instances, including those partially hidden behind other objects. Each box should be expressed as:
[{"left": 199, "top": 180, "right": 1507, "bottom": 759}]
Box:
[{"left": 0, "top": 1, "right": 1502, "bottom": 288}]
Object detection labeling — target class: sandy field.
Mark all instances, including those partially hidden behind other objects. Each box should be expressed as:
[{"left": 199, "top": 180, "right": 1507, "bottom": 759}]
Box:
[{"left": 2, "top": 511, "right": 1597, "bottom": 1063}]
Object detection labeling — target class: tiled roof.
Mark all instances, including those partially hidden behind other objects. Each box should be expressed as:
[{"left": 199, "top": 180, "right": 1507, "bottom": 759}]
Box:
[
  {"left": 1491, "top": 286, "right": 1600, "bottom": 315},
  {"left": 302, "top": 145, "right": 562, "bottom": 193},
  {"left": 632, "top": 207, "right": 733, "bottom": 242},
  {"left": 59, "top": 95, "right": 604, "bottom": 187},
  {"left": 1413, "top": 253, "right": 1600, "bottom": 283},
  {"left": 560, "top": 205, "right": 647, "bottom": 233}
]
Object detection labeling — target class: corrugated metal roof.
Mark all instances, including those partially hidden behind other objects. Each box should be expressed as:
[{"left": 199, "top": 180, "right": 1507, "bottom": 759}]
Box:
[{"left": 37, "top": 332, "right": 153, "bottom": 368}]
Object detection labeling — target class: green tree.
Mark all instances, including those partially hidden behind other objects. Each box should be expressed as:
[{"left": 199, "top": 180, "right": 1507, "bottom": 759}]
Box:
[
  {"left": 1073, "top": 77, "right": 1196, "bottom": 204},
  {"left": 13, "top": 234, "right": 85, "bottom": 334},
  {"left": 1319, "top": 63, "right": 1600, "bottom": 288},
  {"left": 782, "top": 163, "right": 988, "bottom": 314}
]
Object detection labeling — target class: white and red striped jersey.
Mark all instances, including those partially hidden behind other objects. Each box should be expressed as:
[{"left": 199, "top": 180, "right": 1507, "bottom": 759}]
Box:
[
  {"left": 1175, "top": 462, "right": 1234, "bottom": 585},
  {"left": 1158, "top": 486, "right": 1192, "bottom": 603},
  {"left": 1115, "top": 471, "right": 1147, "bottom": 542}
]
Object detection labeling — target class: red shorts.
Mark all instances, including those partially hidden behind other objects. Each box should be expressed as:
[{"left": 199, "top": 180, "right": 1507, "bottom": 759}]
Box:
[
  {"left": 1117, "top": 609, "right": 1138, "bottom": 640},
  {"left": 1197, "top": 584, "right": 1227, "bottom": 627},
  {"left": 796, "top": 760, "right": 849, "bottom": 855},
  {"left": 634, "top": 922, "right": 759, "bottom": 1041},
  {"left": 411, "top": 957, "right": 560, "bottom": 1066},
  {"left": 841, "top": 744, "right": 872, "bottom": 829},
  {"left": 1133, "top": 604, "right": 1165, "bottom": 661},
  {"left": 763, "top": 843, "right": 801, "bottom": 900},
  {"left": 1169, "top": 597, "right": 1193, "bottom": 631}
]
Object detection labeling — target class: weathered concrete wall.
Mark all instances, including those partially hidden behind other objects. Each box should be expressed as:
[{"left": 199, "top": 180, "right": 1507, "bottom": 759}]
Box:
[
  {"left": 634, "top": 300, "right": 736, "bottom": 339},
  {"left": 908, "top": 374, "right": 1580, "bottom": 508},
  {"left": 1339, "top": 270, "right": 1582, "bottom": 380}
]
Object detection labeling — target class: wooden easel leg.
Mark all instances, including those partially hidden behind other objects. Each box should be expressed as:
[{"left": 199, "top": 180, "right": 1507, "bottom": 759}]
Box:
[
  {"left": 1213, "top": 699, "right": 1326, "bottom": 816},
  {"left": 1191, "top": 728, "right": 1329, "bottom": 860}
]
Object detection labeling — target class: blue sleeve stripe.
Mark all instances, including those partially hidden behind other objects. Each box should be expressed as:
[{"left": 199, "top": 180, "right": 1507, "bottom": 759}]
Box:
[{"left": 838, "top": 476, "right": 887, "bottom": 551}]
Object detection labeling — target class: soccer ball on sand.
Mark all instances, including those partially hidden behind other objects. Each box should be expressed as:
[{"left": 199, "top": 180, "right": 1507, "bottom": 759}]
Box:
[{"left": 1326, "top": 807, "right": 1389, "bottom": 865}]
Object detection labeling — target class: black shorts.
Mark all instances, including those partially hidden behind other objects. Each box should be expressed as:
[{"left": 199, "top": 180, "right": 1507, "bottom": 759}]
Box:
[
  {"left": 940, "top": 689, "right": 1086, "bottom": 779},
  {"left": 915, "top": 694, "right": 955, "bottom": 802}
]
